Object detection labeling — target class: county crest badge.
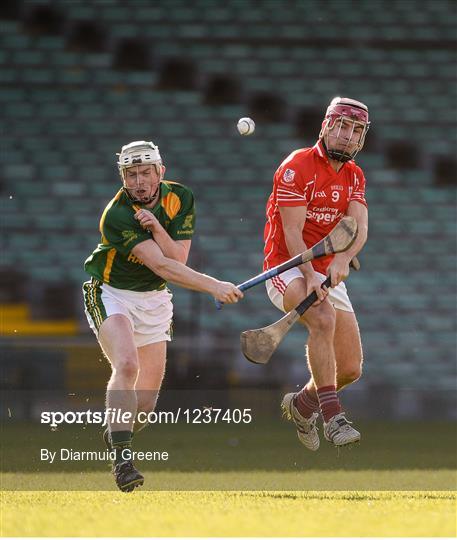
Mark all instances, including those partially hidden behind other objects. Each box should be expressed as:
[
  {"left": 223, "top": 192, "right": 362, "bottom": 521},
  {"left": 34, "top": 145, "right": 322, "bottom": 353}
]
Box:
[{"left": 282, "top": 169, "right": 296, "bottom": 183}]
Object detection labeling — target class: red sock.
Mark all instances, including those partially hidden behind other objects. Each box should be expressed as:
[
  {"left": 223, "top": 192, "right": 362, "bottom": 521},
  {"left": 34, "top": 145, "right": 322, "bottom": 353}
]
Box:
[
  {"left": 317, "top": 385, "right": 342, "bottom": 422},
  {"left": 294, "top": 387, "right": 320, "bottom": 418}
]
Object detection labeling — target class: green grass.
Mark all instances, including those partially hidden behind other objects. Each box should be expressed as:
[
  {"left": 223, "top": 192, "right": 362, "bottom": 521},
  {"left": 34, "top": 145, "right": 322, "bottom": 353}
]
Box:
[
  {"left": 3, "top": 421, "right": 456, "bottom": 477},
  {"left": 1, "top": 486, "right": 455, "bottom": 537},
  {"left": 1, "top": 469, "right": 455, "bottom": 491},
  {"left": 1, "top": 420, "right": 456, "bottom": 535}
]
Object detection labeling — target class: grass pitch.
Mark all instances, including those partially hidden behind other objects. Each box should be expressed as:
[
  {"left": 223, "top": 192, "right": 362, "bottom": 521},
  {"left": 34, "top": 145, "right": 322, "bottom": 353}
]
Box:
[
  {"left": 1, "top": 421, "right": 456, "bottom": 535},
  {"left": 2, "top": 484, "right": 455, "bottom": 537}
]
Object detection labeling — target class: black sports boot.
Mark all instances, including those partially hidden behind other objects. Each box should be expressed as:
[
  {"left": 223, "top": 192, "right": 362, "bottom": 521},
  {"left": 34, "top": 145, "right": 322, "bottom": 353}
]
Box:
[{"left": 113, "top": 460, "right": 144, "bottom": 492}]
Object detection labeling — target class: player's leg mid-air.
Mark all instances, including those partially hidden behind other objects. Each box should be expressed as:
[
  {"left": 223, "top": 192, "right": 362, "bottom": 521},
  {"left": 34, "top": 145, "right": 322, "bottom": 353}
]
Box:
[
  {"left": 280, "top": 280, "right": 363, "bottom": 450},
  {"left": 263, "top": 97, "right": 370, "bottom": 450}
]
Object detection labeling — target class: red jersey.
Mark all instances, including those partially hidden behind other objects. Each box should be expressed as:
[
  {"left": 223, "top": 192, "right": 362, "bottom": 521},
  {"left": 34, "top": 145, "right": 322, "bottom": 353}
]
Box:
[{"left": 263, "top": 140, "right": 367, "bottom": 275}]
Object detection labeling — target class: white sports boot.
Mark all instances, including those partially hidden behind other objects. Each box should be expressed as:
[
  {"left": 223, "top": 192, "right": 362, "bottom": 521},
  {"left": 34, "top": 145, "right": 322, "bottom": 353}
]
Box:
[
  {"left": 281, "top": 393, "right": 320, "bottom": 451},
  {"left": 323, "top": 412, "right": 361, "bottom": 446}
]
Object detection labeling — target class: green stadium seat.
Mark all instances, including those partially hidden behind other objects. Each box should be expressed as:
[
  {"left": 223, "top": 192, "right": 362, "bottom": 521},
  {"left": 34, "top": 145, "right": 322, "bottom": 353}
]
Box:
[
  {"left": 63, "top": 4, "right": 97, "bottom": 19},
  {"left": 198, "top": 58, "right": 230, "bottom": 73},
  {"left": 28, "top": 266, "right": 66, "bottom": 282},
  {"left": 102, "top": 5, "right": 131, "bottom": 21},
  {"left": 53, "top": 182, "right": 87, "bottom": 197},
  {"left": 49, "top": 51, "right": 81, "bottom": 67},
  {"left": 4, "top": 165, "right": 35, "bottom": 181},
  {"left": 92, "top": 71, "right": 123, "bottom": 85},
  {"left": 24, "top": 197, "right": 58, "bottom": 213},
  {"left": 12, "top": 50, "right": 45, "bottom": 65},
  {"left": 413, "top": 26, "right": 441, "bottom": 40},
  {"left": 132, "top": 6, "right": 164, "bottom": 21},
  {"left": 70, "top": 267, "right": 91, "bottom": 283},
  {"left": 72, "top": 215, "right": 100, "bottom": 231},
  {"left": 4, "top": 102, "right": 34, "bottom": 118},
  {"left": 179, "top": 24, "right": 208, "bottom": 38},
  {"left": 88, "top": 184, "right": 117, "bottom": 198},
  {"left": 56, "top": 69, "right": 89, "bottom": 85},
  {"left": 83, "top": 53, "right": 112, "bottom": 69},
  {"left": 20, "top": 68, "right": 55, "bottom": 84},
  {"left": 110, "top": 24, "right": 138, "bottom": 38},
  {"left": 125, "top": 71, "right": 157, "bottom": 86},
  {"left": 142, "top": 25, "right": 173, "bottom": 39},
  {"left": 33, "top": 215, "right": 69, "bottom": 230},
  {"left": 41, "top": 165, "right": 72, "bottom": 182},
  {"left": 36, "top": 36, "right": 66, "bottom": 50},
  {"left": 1, "top": 33, "right": 30, "bottom": 49}
]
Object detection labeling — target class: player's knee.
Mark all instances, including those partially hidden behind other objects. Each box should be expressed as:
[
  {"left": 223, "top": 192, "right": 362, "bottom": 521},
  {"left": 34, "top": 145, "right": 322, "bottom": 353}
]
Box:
[
  {"left": 339, "top": 364, "right": 362, "bottom": 386},
  {"left": 115, "top": 356, "right": 139, "bottom": 382},
  {"left": 307, "top": 308, "right": 336, "bottom": 336}
]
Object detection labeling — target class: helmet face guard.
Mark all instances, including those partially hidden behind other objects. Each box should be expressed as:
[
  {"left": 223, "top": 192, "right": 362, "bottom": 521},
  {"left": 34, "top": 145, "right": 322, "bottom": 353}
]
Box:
[
  {"left": 319, "top": 97, "right": 370, "bottom": 162},
  {"left": 117, "top": 140, "right": 163, "bottom": 204}
]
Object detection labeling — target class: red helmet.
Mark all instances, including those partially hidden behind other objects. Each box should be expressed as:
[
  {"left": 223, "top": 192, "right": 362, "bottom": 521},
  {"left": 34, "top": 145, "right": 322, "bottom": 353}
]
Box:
[{"left": 319, "top": 97, "right": 370, "bottom": 162}]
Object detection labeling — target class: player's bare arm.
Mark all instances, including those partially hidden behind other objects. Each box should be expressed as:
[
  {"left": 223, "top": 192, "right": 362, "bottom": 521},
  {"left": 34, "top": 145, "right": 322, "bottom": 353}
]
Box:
[
  {"left": 134, "top": 208, "right": 190, "bottom": 264},
  {"left": 279, "top": 205, "right": 328, "bottom": 305},
  {"left": 328, "top": 201, "right": 368, "bottom": 286},
  {"left": 132, "top": 239, "right": 243, "bottom": 304}
]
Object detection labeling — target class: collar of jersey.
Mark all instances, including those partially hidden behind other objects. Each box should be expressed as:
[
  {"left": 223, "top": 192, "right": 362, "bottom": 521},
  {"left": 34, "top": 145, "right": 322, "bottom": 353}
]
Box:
[
  {"left": 312, "top": 140, "right": 329, "bottom": 162},
  {"left": 313, "top": 140, "right": 351, "bottom": 176}
]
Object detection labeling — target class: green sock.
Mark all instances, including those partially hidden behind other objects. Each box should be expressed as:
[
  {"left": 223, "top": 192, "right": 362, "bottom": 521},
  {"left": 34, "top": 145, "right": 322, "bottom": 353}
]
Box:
[{"left": 110, "top": 430, "right": 133, "bottom": 465}]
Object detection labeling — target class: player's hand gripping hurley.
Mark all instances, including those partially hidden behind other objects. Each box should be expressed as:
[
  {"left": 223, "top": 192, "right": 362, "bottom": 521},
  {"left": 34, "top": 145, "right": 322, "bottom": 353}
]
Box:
[
  {"left": 240, "top": 277, "right": 331, "bottom": 365},
  {"left": 240, "top": 216, "right": 360, "bottom": 364},
  {"left": 215, "top": 215, "right": 358, "bottom": 309},
  {"left": 240, "top": 257, "right": 360, "bottom": 364}
]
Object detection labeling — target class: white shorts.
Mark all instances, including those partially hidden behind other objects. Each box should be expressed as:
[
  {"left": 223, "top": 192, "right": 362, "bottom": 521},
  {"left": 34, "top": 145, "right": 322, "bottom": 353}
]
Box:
[
  {"left": 83, "top": 278, "right": 173, "bottom": 348},
  {"left": 266, "top": 267, "right": 354, "bottom": 313}
]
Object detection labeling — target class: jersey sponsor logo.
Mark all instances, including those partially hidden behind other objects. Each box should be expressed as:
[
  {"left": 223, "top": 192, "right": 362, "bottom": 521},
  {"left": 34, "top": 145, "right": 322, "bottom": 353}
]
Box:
[
  {"left": 127, "top": 252, "right": 144, "bottom": 265},
  {"left": 282, "top": 169, "right": 296, "bottom": 183},
  {"left": 182, "top": 215, "right": 194, "bottom": 229},
  {"left": 315, "top": 190, "right": 327, "bottom": 198},
  {"left": 306, "top": 207, "right": 343, "bottom": 224},
  {"left": 122, "top": 230, "right": 139, "bottom": 247}
]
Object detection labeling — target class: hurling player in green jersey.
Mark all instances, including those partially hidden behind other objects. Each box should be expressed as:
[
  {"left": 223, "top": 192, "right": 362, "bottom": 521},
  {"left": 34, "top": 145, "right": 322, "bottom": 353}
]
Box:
[{"left": 83, "top": 141, "right": 243, "bottom": 492}]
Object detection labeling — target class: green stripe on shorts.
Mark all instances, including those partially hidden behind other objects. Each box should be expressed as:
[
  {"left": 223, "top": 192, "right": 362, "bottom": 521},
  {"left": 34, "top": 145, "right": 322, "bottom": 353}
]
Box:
[{"left": 83, "top": 278, "right": 107, "bottom": 331}]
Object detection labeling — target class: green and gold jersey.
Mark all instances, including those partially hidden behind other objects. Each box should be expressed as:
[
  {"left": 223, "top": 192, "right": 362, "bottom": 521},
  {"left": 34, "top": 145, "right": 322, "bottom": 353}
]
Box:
[{"left": 84, "top": 180, "right": 195, "bottom": 291}]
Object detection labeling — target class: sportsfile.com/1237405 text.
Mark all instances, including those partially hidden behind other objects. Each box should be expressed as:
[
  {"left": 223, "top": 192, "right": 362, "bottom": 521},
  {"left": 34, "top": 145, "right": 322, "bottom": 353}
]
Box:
[{"left": 40, "top": 408, "right": 253, "bottom": 428}]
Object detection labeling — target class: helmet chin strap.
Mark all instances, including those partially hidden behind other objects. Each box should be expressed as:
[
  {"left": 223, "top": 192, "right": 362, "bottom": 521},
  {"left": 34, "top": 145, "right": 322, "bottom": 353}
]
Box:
[
  {"left": 144, "top": 183, "right": 160, "bottom": 204},
  {"left": 321, "top": 140, "right": 353, "bottom": 163},
  {"left": 123, "top": 183, "right": 160, "bottom": 204}
]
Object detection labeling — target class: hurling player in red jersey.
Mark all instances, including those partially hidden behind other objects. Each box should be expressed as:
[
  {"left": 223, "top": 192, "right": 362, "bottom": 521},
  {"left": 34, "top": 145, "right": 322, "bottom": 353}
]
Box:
[{"left": 263, "top": 97, "right": 370, "bottom": 449}]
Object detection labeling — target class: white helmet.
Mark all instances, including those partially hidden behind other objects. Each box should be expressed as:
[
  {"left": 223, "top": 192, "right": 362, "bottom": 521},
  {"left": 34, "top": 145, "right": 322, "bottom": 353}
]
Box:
[
  {"left": 117, "top": 141, "right": 163, "bottom": 203},
  {"left": 117, "top": 140, "right": 162, "bottom": 180}
]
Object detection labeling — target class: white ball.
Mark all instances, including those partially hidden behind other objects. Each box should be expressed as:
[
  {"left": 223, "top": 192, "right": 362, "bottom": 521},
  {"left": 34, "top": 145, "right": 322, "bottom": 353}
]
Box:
[{"left": 237, "top": 117, "right": 255, "bottom": 136}]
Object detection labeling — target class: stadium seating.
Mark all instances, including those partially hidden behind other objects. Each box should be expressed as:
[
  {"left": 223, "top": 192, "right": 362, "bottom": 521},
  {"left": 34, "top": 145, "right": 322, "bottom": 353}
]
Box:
[{"left": 1, "top": 0, "right": 455, "bottom": 400}]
